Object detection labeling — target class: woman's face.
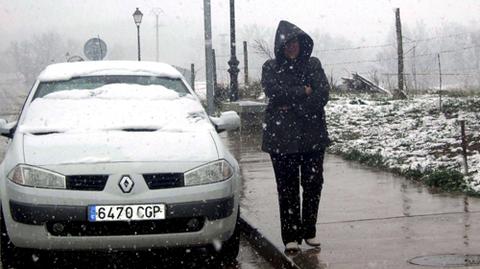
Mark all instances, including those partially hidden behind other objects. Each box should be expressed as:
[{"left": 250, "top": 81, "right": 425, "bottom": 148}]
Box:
[{"left": 284, "top": 40, "right": 300, "bottom": 59}]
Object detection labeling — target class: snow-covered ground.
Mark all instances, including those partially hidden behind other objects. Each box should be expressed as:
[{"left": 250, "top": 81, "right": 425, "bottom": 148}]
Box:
[{"left": 325, "top": 94, "right": 480, "bottom": 192}]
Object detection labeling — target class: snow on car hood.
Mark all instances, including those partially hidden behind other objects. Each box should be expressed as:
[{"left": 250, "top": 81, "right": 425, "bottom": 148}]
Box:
[
  {"left": 19, "top": 84, "right": 219, "bottom": 165},
  {"left": 19, "top": 84, "right": 212, "bottom": 134},
  {"left": 23, "top": 131, "right": 219, "bottom": 165}
]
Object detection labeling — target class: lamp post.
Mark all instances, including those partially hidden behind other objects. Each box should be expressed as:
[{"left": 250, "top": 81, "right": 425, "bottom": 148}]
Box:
[
  {"left": 133, "top": 7, "right": 143, "bottom": 61},
  {"left": 228, "top": 0, "right": 239, "bottom": 102}
]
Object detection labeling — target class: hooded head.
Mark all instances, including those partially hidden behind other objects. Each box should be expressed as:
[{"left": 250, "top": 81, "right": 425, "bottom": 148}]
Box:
[{"left": 274, "top": 21, "right": 314, "bottom": 63}]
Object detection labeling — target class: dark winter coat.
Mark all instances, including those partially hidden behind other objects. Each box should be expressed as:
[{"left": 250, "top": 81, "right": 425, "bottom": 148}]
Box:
[{"left": 261, "top": 20, "right": 330, "bottom": 154}]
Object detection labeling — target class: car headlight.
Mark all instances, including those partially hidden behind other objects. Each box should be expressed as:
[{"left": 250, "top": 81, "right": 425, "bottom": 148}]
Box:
[
  {"left": 184, "top": 160, "right": 234, "bottom": 186},
  {"left": 7, "top": 164, "right": 66, "bottom": 189}
]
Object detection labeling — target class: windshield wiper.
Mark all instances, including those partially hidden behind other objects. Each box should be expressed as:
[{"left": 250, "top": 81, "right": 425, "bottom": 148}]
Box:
[
  {"left": 121, "top": 128, "right": 157, "bottom": 132},
  {"left": 31, "top": 131, "right": 62, "bottom": 136}
]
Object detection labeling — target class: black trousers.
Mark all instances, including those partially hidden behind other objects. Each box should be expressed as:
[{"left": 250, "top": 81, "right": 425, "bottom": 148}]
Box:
[{"left": 270, "top": 150, "right": 325, "bottom": 245}]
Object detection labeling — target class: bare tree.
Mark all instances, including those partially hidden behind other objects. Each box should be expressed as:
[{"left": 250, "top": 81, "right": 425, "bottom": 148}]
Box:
[
  {"left": 251, "top": 39, "right": 274, "bottom": 59},
  {"left": 7, "top": 32, "right": 78, "bottom": 85},
  {"left": 9, "top": 41, "right": 39, "bottom": 84}
]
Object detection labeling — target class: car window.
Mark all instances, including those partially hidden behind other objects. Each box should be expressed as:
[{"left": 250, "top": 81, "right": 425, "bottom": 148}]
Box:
[{"left": 33, "top": 75, "right": 190, "bottom": 99}]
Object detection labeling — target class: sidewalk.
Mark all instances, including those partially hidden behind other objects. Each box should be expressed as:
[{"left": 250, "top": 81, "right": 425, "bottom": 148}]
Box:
[{"left": 223, "top": 131, "right": 480, "bottom": 269}]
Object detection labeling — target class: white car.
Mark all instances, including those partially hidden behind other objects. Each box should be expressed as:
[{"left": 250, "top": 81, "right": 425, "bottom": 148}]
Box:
[{"left": 0, "top": 61, "right": 241, "bottom": 267}]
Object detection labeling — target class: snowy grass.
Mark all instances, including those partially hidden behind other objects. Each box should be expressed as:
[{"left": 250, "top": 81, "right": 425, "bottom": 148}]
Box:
[{"left": 325, "top": 94, "right": 480, "bottom": 195}]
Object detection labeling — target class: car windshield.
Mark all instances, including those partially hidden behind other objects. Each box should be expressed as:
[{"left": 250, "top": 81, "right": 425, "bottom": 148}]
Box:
[{"left": 33, "top": 75, "right": 190, "bottom": 100}]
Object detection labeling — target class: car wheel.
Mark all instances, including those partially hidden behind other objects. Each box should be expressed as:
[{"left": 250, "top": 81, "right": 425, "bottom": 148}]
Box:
[
  {"left": 209, "top": 206, "right": 240, "bottom": 265},
  {"left": 1, "top": 210, "right": 36, "bottom": 268}
]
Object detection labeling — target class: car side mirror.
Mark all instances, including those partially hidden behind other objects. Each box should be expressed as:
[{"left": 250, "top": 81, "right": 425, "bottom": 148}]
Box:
[
  {"left": 0, "top": 119, "right": 17, "bottom": 139},
  {"left": 210, "top": 111, "right": 240, "bottom": 133}
]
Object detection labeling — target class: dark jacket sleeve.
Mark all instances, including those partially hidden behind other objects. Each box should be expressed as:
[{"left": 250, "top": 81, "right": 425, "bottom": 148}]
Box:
[
  {"left": 261, "top": 60, "right": 306, "bottom": 106},
  {"left": 305, "top": 57, "right": 329, "bottom": 108}
]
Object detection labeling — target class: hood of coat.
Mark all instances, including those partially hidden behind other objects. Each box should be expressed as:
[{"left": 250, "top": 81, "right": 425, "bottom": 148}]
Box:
[{"left": 274, "top": 20, "right": 314, "bottom": 64}]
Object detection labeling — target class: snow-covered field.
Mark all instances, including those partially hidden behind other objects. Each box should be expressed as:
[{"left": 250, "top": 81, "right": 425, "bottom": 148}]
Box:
[{"left": 325, "top": 94, "right": 480, "bottom": 192}]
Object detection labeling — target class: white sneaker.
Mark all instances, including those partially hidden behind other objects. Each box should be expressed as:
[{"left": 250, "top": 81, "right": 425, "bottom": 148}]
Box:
[
  {"left": 285, "top": 242, "right": 300, "bottom": 251},
  {"left": 305, "top": 237, "right": 321, "bottom": 247}
]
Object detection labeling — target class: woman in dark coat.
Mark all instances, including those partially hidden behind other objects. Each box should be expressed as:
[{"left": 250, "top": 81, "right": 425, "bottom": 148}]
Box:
[{"left": 261, "top": 20, "right": 330, "bottom": 251}]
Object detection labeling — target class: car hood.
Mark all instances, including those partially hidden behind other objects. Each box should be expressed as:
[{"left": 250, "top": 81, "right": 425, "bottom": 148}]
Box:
[{"left": 23, "top": 131, "right": 219, "bottom": 166}]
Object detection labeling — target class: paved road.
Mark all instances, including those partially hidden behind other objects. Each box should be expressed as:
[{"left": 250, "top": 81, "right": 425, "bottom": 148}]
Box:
[
  {"left": 223, "top": 130, "right": 480, "bottom": 269},
  {"left": 0, "top": 237, "right": 272, "bottom": 269}
]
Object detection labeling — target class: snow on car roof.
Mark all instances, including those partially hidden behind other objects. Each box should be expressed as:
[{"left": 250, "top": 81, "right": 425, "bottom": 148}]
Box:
[{"left": 37, "top": 61, "right": 183, "bottom": 82}]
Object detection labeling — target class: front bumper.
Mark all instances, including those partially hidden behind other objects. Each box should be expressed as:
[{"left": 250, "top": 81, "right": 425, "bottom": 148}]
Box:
[
  {"left": 2, "top": 168, "right": 240, "bottom": 250},
  {"left": 10, "top": 197, "right": 234, "bottom": 225},
  {"left": 5, "top": 197, "right": 237, "bottom": 250}
]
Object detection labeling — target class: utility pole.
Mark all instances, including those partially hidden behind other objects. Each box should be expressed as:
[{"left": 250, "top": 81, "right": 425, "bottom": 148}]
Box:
[
  {"left": 151, "top": 8, "right": 164, "bottom": 62},
  {"left": 438, "top": 53, "right": 443, "bottom": 112},
  {"left": 395, "top": 8, "right": 405, "bottom": 98},
  {"left": 203, "top": 0, "right": 214, "bottom": 115},
  {"left": 156, "top": 15, "right": 159, "bottom": 61},
  {"left": 243, "top": 41, "right": 249, "bottom": 86},
  {"left": 228, "top": 0, "right": 240, "bottom": 102}
]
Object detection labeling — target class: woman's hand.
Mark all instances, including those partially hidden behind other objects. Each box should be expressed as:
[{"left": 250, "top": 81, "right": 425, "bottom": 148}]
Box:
[{"left": 305, "top": 85, "right": 313, "bottom": 96}]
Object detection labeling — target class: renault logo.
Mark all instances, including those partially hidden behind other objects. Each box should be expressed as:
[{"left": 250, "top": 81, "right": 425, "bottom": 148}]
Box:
[{"left": 119, "top": 175, "right": 134, "bottom": 193}]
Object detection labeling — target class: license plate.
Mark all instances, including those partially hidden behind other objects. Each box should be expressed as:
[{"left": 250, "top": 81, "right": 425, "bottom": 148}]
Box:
[{"left": 88, "top": 204, "right": 166, "bottom": 222}]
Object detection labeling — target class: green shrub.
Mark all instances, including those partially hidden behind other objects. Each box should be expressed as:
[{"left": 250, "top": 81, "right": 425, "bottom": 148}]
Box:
[
  {"left": 403, "top": 169, "right": 425, "bottom": 180},
  {"left": 423, "top": 169, "right": 466, "bottom": 192},
  {"left": 342, "top": 149, "right": 385, "bottom": 168}
]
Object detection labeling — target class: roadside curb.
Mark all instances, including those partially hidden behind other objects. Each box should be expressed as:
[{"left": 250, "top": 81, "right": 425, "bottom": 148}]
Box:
[{"left": 239, "top": 216, "right": 300, "bottom": 269}]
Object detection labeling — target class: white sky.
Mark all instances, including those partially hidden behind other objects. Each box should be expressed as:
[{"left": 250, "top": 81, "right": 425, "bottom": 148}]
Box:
[
  {"left": 1, "top": 0, "right": 479, "bottom": 74},
  {"left": 1, "top": 0, "right": 479, "bottom": 42}
]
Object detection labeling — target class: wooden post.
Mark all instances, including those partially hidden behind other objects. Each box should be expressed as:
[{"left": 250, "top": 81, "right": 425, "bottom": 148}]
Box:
[
  {"left": 395, "top": 8, "right": 404, "bottom": 98},
  {"left": 438, "top": 53, "right": 443, "bottom": 112},
  {"left": 330, "top": 71, "right": 334, "bottom": 90},
  {"left": 460, "top": 120, "right": 469, "bottom": 174},
  {"left": 190, "top": 63, "right": 195, "bottom": 91},
  {"left": 412, "top": 45, "right": 417, "bottom": 92},
  {"left": 243, "top": 41, "right": 249, "bottom": 86}
]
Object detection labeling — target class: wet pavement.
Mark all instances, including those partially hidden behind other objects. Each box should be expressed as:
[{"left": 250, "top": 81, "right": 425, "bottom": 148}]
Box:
[
  {"left": 223, "top": 130, "right": 480, "bottom": 269},
  {"left": 0, "top": 237, "right": 273, "bottom": 269}
]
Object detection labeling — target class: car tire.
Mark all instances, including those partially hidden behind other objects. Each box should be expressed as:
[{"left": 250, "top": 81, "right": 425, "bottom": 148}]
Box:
[
  {"left": 1, "top": 210, "right": 36, "bottom": 269},
  {"left": 209, "top": 206, "right": 240, "bottom": 265}
]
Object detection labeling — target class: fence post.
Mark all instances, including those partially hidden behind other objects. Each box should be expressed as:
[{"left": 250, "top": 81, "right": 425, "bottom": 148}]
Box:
[
  {"left": 190, "top": 63, "right": 195, "bottom": 91},
  {"left": 438, "top": 54, "right": 443, "bottom": 112},
  {"left": 460, "top": 120, "right": 469, "bottom": 174}
]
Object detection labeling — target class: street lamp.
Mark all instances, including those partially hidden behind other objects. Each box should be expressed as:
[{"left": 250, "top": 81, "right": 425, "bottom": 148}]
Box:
[
  {"left": 133, "top": 7, "right": 143, "bottom": 61},
  {"left": 228, "top": 0, "right": 239, "bottom": 101}
]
